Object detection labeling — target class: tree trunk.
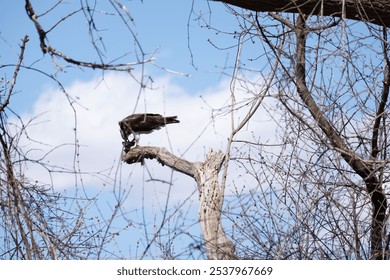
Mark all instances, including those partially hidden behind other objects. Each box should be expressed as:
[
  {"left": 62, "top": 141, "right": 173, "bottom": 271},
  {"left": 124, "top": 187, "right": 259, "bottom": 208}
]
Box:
[
  {"left": 294, "top": 14, "right": 387, "bottom": 259},
  {"left": 194, "top": 150, "right": 236, "bottom": 260},
  {"left": 215, "top": 0, "right": 390, "bottom": 28},
  {"left": 122, "top": 146, "right": 236, "bottom": 259}
]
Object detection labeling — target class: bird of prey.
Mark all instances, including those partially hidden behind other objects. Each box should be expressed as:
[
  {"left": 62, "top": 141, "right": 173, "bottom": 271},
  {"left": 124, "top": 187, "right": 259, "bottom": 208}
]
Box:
[{"left": 119, "top": 113, "right": 179, "bottom": 148}]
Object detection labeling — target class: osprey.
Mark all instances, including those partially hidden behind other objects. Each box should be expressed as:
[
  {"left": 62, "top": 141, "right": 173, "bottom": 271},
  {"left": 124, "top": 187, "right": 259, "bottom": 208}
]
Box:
[{"left": 119, "top": 113, "right": 179, "bottom": 147}]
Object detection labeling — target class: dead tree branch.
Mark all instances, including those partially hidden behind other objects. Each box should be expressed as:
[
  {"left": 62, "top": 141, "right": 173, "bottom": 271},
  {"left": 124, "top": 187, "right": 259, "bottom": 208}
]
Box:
[{"left": 121, "top": 146, "right": 236, "bottom": 259}]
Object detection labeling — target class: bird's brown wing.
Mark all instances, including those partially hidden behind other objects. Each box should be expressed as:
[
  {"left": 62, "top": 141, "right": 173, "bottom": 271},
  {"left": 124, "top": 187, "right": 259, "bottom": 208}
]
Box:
[{"left": 119, "top": 113, "right": 179, "bottom": 141}]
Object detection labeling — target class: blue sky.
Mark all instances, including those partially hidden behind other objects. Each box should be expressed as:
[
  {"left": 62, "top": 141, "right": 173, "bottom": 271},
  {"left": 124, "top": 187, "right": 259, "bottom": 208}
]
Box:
[{"left": 1, "top": 1, "right": 243, "bottom": 113}]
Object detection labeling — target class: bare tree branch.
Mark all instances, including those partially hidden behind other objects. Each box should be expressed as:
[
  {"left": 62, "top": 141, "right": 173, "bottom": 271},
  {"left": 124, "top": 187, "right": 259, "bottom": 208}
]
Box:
[
  {"left": 121, "top": 146, "right": 197, "bottom": 178},
  {"left": 24, "top": 0, "right": 142, "bottom": 71},
  {"left": 214, "top": 0, "right": 390, "bottom": 28},
  {"left": 371, "top": 29, "right": 390, "bottom": 160},
  {"left": 0, "top": 36, "right": 28, "bottom": 113},
  {"left": 121, "top": 146, "right": 236, "bottom": 259},
  {"left": 294, "top": 14, "right": 387, "bottom": 259}
]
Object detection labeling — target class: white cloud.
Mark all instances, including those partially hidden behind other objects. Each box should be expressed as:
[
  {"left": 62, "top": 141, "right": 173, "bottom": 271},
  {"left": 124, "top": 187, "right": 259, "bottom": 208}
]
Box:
[{"left": 15, "top": 72, "right": 279, "bottom": 203}]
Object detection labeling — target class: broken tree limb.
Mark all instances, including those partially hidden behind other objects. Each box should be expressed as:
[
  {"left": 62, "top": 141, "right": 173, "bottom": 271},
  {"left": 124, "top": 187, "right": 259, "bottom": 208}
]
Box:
[
  {"left": 122, "top": 146, "right": 197, "bottom": 178},
  {"left": 121, "top": 146, "right": 236, "bottom": 259}
]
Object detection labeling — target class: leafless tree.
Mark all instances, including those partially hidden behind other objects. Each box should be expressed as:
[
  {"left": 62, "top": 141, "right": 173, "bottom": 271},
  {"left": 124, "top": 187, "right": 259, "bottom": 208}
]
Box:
[
  {"left": 3, "top": 0, "right": 390, "bottom": 260},
  {"left": 0, "top": 0, "right": 150, "bottom": 259},
  {"left": 186, "top": 0, "right": 390, "bottom": 259},
  {"left": 123, "top": 0, "right": 390, "bottom": 259},
  {"left": 76, "top": 0, "right": 390, "bottom": 259}
]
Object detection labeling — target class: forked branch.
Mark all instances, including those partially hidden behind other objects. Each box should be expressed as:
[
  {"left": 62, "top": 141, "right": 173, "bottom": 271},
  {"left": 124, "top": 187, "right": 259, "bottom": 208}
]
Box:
[
  {"left": 294, "top": 14, "right": 387, "bottom": 259},
  {"left": 24, "top": 0, "right": 139, "bottom": 71},
  {"left": 121, "top": 146, "right": 236, "bottom": 259}
]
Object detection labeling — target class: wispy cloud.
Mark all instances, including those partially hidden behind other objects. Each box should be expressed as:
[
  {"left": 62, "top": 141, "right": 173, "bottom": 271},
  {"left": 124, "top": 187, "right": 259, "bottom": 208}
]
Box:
[{"left": 15, "top": 72, "right": 279, "bottom": 203}]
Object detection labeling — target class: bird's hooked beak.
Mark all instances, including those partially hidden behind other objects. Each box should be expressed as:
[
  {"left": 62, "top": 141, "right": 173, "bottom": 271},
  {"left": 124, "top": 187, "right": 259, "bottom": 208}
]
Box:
[{"left": 122, "top": 138, "right": 137, "bottom": 153}]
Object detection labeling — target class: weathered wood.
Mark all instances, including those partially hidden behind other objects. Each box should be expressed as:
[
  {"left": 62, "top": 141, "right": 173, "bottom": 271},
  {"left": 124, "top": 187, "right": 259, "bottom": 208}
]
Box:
[
  {"left": 215, "top": 0, "right": 390, "bottom": 27},
  {"left": 122, "top": 146, "right": 236, "bottom": 259},
  {"left": 194, "top": 150, "right": 236, "bottom": 260},
  {"left": 122, "top": 146, "right": 197, "bottom": 178}
]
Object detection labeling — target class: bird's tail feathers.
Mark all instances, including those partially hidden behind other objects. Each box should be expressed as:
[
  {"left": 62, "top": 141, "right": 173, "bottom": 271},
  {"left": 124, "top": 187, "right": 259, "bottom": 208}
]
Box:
[{"left": 165, "top": 116, "right": 180, "bottom": 124}]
